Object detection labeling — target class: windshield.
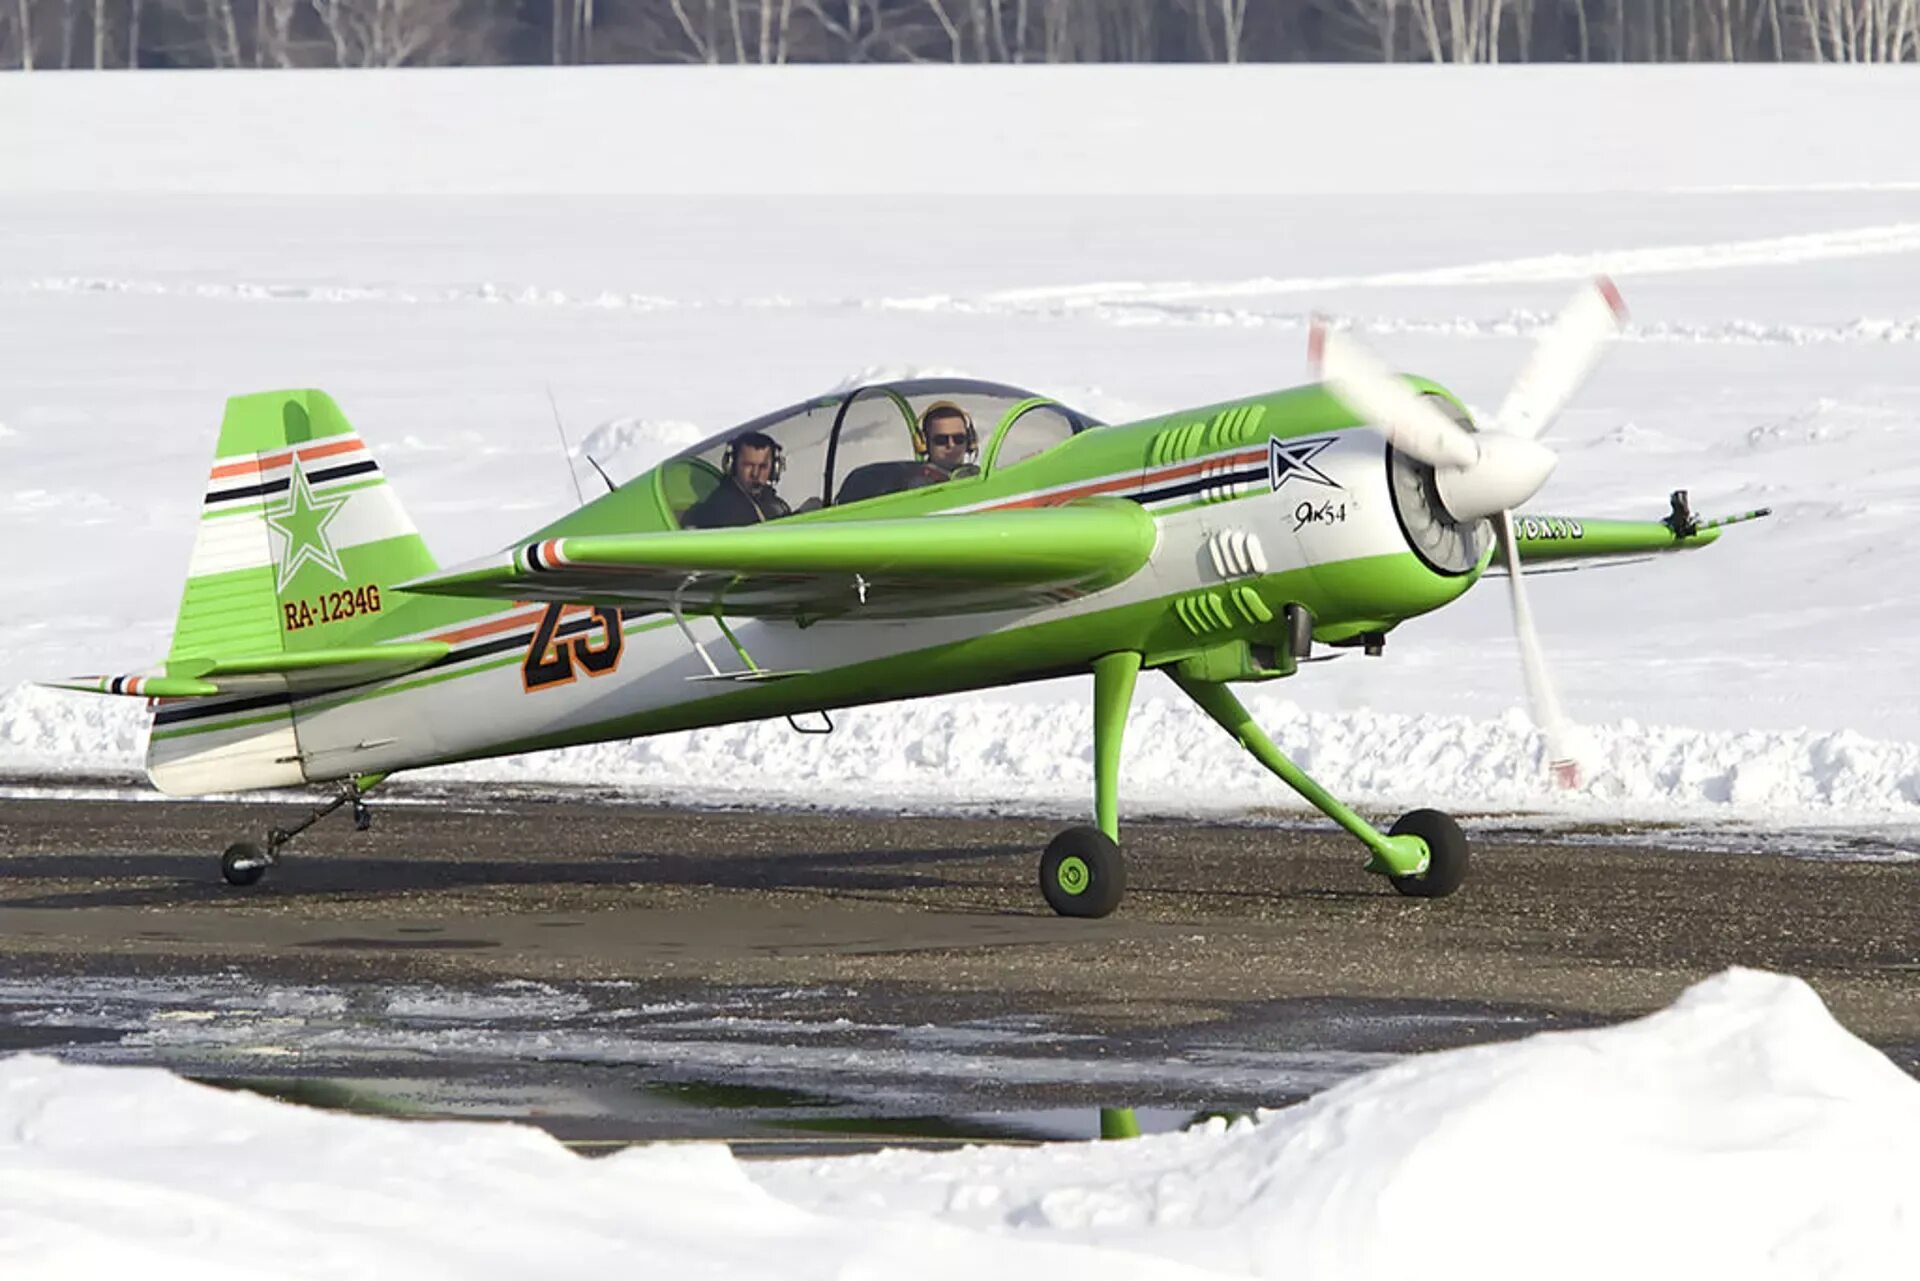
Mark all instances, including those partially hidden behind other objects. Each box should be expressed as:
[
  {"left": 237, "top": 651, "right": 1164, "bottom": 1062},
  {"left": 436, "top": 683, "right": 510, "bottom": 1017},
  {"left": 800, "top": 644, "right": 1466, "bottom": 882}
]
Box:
[{"left": 660, "top": 378, "right": 1100, "bottom": 528}]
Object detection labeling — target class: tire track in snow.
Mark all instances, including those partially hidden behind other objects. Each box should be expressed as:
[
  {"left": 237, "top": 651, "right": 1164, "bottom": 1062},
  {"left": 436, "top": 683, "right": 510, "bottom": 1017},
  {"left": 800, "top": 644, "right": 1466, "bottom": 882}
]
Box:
[
  {"left": 955, "top": 221, "right": 1920, "bottom": 308},
  {"left": 5, "top": 277, "right": 704, "bottom": 312},
  {"left": 974, "top": 305, "right": 1920, "bottom": 347},
  {"left": 10, "top": 274, "right": 1916, "bottom": 348},
  {"left": 11, "top": 220, "right": 1920, "bottom": 348}
]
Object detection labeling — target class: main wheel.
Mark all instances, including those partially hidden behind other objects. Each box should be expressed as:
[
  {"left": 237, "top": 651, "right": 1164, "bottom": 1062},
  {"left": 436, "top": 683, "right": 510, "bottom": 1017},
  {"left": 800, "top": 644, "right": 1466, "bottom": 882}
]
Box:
[
  {"left": 1039, "top": 826, "right": 1126, "bottom": 918},
  {"left": 1386, "top": 809, "right": 1468, "bottom": 898},
  {"left": 221, "top": 841, "right": 269, "bottom": 888}
]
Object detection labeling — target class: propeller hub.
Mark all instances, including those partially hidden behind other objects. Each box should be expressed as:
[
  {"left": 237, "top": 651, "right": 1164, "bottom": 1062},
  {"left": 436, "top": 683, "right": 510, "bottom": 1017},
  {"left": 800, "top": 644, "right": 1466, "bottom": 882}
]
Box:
[{"left": 1433, "top": 432, "right": 1557, "bottom": 523}]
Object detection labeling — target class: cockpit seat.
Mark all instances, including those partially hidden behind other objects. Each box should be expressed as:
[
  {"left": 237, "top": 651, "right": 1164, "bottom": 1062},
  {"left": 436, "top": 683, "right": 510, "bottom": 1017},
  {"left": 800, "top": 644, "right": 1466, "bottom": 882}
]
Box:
[{"left": 834, "top": 460, "right": 947, "bottom": 507}]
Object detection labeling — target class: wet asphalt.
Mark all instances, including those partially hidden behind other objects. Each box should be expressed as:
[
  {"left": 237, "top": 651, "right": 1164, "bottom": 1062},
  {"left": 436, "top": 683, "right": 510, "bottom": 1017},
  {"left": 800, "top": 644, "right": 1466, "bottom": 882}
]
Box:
[{"left": 0, "top": 787, "right": 1915, "bottom": 1143}]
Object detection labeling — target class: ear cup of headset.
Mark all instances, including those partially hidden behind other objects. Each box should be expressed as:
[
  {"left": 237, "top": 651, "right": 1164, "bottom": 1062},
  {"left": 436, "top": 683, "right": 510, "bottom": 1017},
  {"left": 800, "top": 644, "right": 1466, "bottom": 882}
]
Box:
[
  {"left": 918, "top": 402, "right": 978, "bottom": 462},
  {"left": 722, "top": 437, "right": 784, "bottom": 483}
]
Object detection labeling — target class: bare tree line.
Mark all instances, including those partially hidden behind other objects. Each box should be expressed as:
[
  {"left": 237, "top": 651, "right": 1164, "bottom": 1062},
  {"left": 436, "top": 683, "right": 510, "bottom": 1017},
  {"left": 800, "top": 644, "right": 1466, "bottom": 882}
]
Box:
[{"left": 1, "top": 0, "right": 1911, "bottom": 67}]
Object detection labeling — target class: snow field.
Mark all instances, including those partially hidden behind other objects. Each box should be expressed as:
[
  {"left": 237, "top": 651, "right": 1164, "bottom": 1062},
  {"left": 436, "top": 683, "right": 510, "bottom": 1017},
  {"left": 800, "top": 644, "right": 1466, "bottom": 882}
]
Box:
[{"left": 4, "top": 68, "right": 1920, "bottom": 828}]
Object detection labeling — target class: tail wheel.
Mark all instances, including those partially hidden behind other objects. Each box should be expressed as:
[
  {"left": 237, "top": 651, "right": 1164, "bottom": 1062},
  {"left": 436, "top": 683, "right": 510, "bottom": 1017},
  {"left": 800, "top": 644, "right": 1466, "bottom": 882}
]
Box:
[
  {"left": 1387, "top": 809, "right": 1469, "bottom": 898},
  {"left": 1039, "top": 826, "right": 1126, "bottom": 919},
  {"left": 221, "top": 841, "right": 269, "bottom": 888}
]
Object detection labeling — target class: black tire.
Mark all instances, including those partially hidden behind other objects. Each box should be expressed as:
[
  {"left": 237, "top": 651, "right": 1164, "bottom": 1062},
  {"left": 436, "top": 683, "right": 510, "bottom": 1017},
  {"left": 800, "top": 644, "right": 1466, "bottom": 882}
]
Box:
[
  {"left": 1387, "top": 809, "right": 1469, "bottom": 899},
  {"left": 221, "top": 841, "right": 268, "bottom": 888},
  {"left": 1039, "top": 826, "right": 1126, "bottom": 918}
]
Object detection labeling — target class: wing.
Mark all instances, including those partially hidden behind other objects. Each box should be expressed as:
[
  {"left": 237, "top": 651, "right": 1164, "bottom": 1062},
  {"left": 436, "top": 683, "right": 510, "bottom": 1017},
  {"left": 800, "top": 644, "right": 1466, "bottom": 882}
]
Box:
[
  {"left": 1490, "top": 503, "right": 1771, "bottom": 576},
  {"left": 398, "top": 505, "right": 1158, "bottom": 621}
]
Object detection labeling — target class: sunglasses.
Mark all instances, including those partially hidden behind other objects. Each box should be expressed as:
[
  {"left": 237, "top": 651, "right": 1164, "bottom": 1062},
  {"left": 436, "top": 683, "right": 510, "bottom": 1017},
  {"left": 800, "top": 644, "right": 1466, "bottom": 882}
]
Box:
[{"left": 928, "top": 432, "right": 969, "bottom": 447}]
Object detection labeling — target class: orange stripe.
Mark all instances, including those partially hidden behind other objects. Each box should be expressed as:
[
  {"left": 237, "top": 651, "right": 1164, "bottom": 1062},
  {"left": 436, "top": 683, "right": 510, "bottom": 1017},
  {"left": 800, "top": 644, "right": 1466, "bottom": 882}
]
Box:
[
  {"left": 208, "top": 435, "right": 365, "bottom": 482},
  {"left": 432, "top": 606, "right": 545, "bottom": 646},
  {"left": 1145, "top": 446, "right": 1266, "bottom": 488},
  {"left": 988, "top": 473, "right": 1139, "bottom": 511},
  {"left": 987, "top": 447, "right": 1266, "bottom": 512},
  {"left": 430, "top": 602, "right": 590, "bottom": 647}
]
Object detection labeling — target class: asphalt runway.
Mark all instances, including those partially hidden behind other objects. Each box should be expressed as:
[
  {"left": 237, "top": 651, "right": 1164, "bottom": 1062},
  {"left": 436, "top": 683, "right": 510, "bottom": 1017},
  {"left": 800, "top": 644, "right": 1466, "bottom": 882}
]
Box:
[{"left": 1, "top": 788, "right": 1916, "bottom": 1146}]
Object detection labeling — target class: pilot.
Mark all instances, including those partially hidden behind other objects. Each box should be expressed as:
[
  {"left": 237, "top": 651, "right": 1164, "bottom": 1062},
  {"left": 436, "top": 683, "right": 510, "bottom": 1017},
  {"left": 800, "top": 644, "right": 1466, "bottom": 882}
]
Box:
[
  {"left": 683, "top": 431, "right": 793, "bottom": 528},
  {"left": 919, "top": 402, "right": 980, "bottom": 479}
]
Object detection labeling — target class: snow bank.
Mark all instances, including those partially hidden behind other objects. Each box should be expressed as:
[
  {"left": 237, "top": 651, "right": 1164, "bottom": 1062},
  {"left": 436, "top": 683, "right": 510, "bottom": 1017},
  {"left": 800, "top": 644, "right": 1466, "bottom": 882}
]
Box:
[
  {"left": 4, "top": 971, "right": 1914, "bottom": 1278},
  {"left": 758, "top": 970, "right": 1920, "bottom": 1279},
  {"left": 7, "top": 67, "right": 1920, "bottom": 197},
  {"left": 5, "top": 681, "right": 1919, "bottom": 827}
]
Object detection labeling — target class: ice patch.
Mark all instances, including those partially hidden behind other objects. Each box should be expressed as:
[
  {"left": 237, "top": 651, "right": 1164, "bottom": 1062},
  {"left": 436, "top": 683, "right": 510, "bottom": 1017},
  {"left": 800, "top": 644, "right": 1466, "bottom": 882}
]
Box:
[{"left": 382, "top": 983, "right": 592, "bottom": 1022}]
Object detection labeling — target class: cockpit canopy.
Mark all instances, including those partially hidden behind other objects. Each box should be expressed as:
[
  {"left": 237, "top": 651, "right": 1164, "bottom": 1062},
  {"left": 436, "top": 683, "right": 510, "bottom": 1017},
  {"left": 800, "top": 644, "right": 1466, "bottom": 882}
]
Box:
[{"left": 658, "top": 378, "right": 1101, "bottom": 529}]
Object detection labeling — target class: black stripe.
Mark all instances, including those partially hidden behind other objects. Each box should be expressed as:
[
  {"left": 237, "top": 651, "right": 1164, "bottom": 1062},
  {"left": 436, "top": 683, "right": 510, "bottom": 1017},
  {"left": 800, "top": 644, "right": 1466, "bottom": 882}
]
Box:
[
  {"left": 1134, "top": 465, "right": 1269, "bottom": 508},
  {"left": 426, "top": 616, "right": 599, "bottom": 669},
  {"left": 202, "top": 459, "right": 379, "bottom": 506},
  {"left": 206, "top": 478, "right": 290, "bottom": 504},
  {"left": 153, "top": 692, "right": 292, "bottom": 727},
  {"left": 525, "top": 542, "right": 547, "bottom": 573},
  {"left": 153, "top": 614, "right": 634, "bottom": 726},
  {"left": 307, "top": 460, "right": 380, "bottom": 486},
  {"left": 437, "top": 630, "right": 536, "bottom": 667}
]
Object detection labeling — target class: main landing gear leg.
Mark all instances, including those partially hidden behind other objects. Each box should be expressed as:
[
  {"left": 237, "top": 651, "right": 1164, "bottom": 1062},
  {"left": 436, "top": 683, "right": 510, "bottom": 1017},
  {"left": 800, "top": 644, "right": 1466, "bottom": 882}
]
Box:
[
  {"left": 1038, "top": 651, "right": 1141, "bottom": 919},
  {"left": 1170, "top": 675, "right": 1469, "bottom": 898},
  {"left": 220, "top": 773, "right": 385, "bottom": 887}
]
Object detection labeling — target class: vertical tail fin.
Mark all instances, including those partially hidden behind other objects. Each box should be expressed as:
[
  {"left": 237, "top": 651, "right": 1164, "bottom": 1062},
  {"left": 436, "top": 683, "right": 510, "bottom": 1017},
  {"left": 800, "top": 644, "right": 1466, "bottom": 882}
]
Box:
[
  {"left": 172, "top": 389, "right": 437, "bottom": 659},
  {"left": 150, "top": 390, "right": 438, "bottom": 794}
]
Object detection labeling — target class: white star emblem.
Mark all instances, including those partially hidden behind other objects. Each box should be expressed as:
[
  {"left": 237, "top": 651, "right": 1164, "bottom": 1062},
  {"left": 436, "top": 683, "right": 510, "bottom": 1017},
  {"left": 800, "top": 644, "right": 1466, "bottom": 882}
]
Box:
[{"left": 264, "top": 459, "right": 351, "bottom": 591}]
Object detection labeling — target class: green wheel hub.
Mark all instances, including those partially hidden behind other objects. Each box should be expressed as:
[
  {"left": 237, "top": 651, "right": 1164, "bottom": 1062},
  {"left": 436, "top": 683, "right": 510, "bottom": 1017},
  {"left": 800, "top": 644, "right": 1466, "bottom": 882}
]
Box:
[
  {"left": 1038, "top": 826, "right": 1125, "bottom": 918},
  {"left": 1054, "top": 855, "right": 1091, "bottom": 895}
]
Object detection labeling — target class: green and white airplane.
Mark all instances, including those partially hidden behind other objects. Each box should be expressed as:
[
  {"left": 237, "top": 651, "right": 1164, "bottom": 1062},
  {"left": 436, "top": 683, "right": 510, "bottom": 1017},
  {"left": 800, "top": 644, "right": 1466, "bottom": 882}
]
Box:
[{"left": 54, "top": 278, "right": 1764, "bottom": 916}]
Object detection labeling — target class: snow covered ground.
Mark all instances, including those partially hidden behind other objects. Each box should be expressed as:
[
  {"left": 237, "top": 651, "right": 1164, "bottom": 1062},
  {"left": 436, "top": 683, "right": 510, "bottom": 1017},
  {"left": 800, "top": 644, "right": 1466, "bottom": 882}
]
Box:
[
  {"left": 5, "top": 970, "right": 1916, "bottom": 1278},
  {"left": 3, "top": 68, "right": 1920, "bottom": 828}
]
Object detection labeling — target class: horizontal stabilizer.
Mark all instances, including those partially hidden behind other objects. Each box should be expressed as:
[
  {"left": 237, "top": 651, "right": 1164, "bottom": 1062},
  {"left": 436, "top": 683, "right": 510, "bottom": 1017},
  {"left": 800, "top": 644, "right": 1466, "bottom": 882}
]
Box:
[
  {"left": 47, "top": 675, "right": 220, "bottom": 699},
  {"left": 52, "top": 641, "right": 449, "bottom": 699},
  {"left": 399, "top": 505, "right": 1158, "bottom": 621}
]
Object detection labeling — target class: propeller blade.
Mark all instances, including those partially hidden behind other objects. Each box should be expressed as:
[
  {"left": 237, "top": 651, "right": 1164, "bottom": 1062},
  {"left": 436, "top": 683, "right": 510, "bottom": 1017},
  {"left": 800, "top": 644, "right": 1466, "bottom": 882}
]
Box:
[
  {"left": 1432, "top": 431, "right": 1558, "bottom": 523},
  {"left": 1310, "top": 317, "right": 1480, "bottom": 471},
  {"left": 1497, "top": 510, "right": 1585, "bottom": 789},
  {"left": 1492, "top": 277, "right": 1628, "bottom": 442}
]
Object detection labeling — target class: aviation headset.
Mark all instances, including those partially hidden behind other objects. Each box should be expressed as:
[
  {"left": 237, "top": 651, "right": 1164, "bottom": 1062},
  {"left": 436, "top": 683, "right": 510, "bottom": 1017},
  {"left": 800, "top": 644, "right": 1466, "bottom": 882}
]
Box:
[
  {"left": 721, "top": 431, "right": 785, "bottom": 483},
  {"left": 916, "top": 402, "right": 978, "bottom": 462}
]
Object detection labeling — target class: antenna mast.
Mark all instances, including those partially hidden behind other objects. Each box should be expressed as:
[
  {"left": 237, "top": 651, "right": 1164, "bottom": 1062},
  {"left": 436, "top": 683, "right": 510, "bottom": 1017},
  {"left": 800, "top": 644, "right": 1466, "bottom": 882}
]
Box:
[{"left": 545, "top": 386, "right": 586, "bottom": 507}]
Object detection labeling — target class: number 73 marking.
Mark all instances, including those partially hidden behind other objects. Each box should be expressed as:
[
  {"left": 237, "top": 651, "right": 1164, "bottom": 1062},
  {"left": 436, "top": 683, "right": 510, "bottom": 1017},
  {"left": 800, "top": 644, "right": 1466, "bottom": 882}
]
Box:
[{"left": 521, "top": 604, "right": 624, "bottom": 692}]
